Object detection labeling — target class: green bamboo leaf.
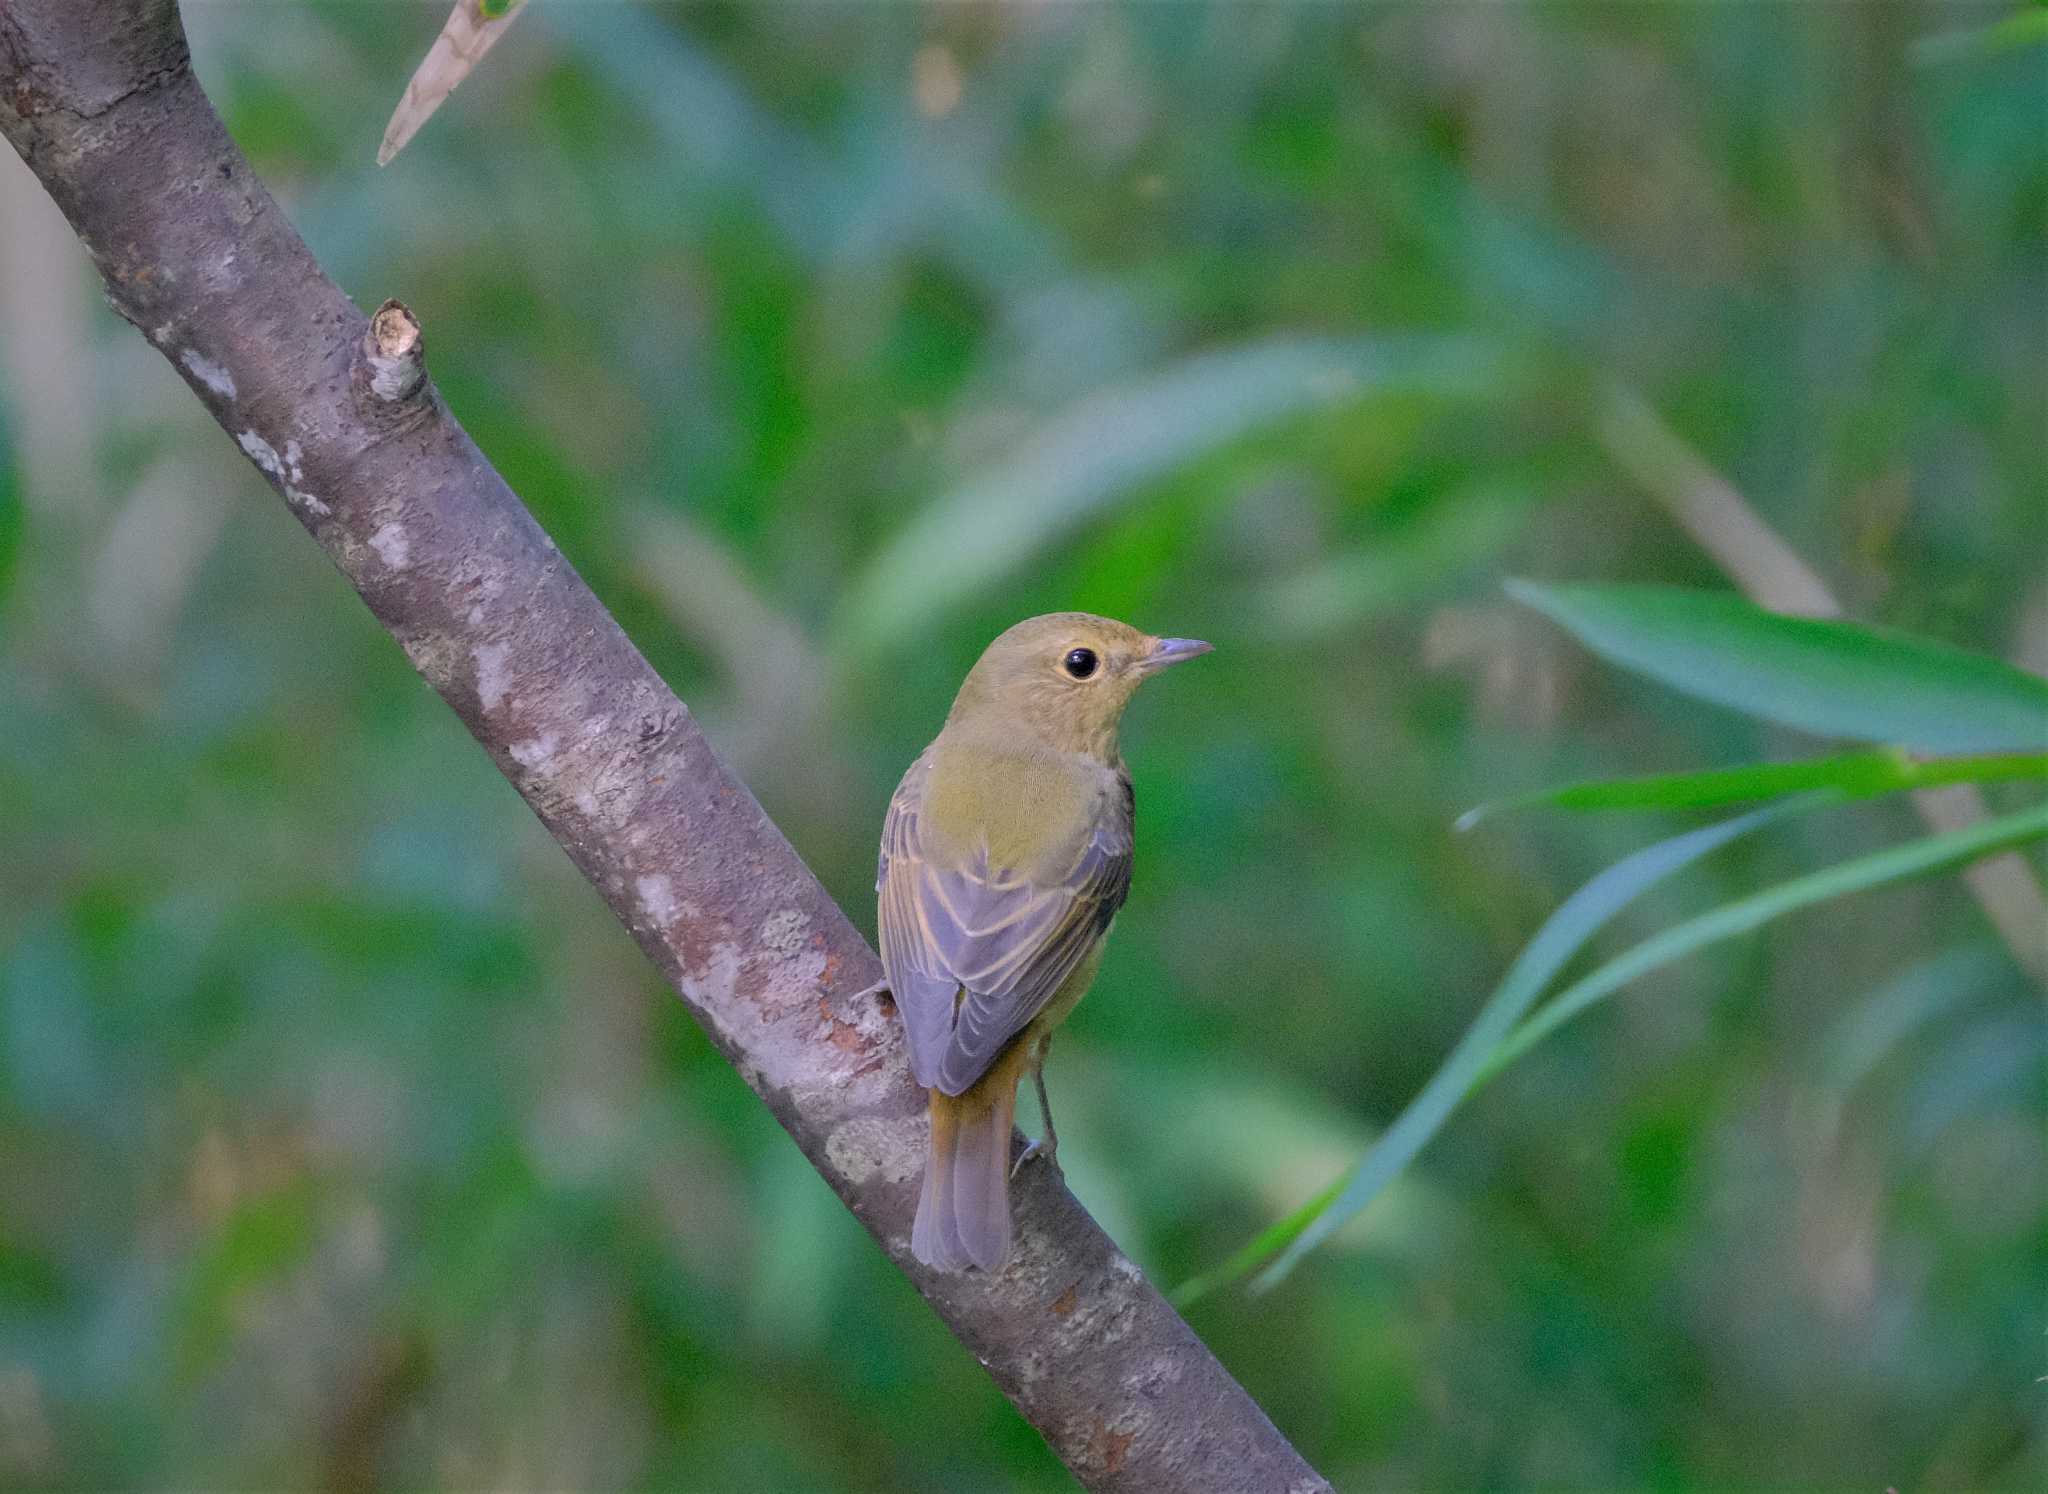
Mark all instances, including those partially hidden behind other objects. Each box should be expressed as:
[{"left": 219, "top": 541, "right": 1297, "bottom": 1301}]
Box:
[
  {"left": 1477, "top": 798, "right": 2048, "bottom": 1081},
  {"left": 1248, "top": 797, "right": 1818, "bottom": 1293},
  {"left": 1456, "top": 750, "right": 2048, "bottom": 828},
  {"left": 1170, "top": 1176, "right": 1342, "bottom": 1309},
  {"left": 1508, "top": 581, "right": 2048, "bottom": 753},
  {"left": 1248, "top": 795, "right": 2046, "bottom": 1295}
]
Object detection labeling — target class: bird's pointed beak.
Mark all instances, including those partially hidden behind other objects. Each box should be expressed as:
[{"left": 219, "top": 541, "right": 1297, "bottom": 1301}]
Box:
[{"left": 1139, "top": 636, "right": 1213, "bottom": 672}]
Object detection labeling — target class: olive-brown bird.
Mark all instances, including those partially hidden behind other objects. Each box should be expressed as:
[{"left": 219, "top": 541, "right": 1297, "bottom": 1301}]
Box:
[{"left": 877, "top": 612, "right": 1211, "bottom": 1271}]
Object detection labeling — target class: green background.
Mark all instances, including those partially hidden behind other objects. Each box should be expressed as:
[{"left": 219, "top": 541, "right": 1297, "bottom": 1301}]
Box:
[{"left": 1, "top": 2, "right": 2042, "bottom": 1487}]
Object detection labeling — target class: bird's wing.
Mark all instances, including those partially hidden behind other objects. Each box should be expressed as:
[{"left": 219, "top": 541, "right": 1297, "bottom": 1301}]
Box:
[
  {"left": 878, "top": 749, "right": 964, "bottom": 1088},
  {"left": 878, "top": 757, "right": 1132, "bottom": 1096}
]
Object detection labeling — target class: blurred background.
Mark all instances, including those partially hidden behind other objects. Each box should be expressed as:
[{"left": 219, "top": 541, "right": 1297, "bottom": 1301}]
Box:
[{"left": 2, "top": 2, "right": 2044, "bottom": 1487}]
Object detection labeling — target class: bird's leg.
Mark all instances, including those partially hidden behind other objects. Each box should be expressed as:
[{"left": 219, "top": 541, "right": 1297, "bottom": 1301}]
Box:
[
  {"left": 1012, "top": 1036, "right": 1059, "bottom": 1177},
  {"left": 1031, "top": 1057, "right": 1058, "bottom": 1166}
]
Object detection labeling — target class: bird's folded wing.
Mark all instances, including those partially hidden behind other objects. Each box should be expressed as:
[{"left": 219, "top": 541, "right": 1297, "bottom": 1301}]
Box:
[{"left": 878, "top": 755, "right": 1131, "bottom": 1095}]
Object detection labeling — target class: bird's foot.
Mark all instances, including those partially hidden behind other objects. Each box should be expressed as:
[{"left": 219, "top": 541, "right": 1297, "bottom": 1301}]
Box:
[{"left": 1010, "top": 1134, "right": 1059, "bottom": 1179}]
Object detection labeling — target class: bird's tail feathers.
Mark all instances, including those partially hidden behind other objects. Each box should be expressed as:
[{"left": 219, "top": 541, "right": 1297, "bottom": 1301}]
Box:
[{"left": 912, "top": 1079, "right": 1017, "bottom": 1271}]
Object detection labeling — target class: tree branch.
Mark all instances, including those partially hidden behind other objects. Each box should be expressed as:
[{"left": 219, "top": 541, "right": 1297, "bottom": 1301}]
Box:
[{"left": 0, "top": 4, "right": 1328, "bottom": 1488}]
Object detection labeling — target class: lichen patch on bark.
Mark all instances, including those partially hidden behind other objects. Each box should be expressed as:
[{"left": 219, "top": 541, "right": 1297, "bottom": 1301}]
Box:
[
  {"left": 368, "top": 522, "right": 410, "bottom": 570},
  {"left": 178, "top": 346, "right": 234, "bottom": 398}
]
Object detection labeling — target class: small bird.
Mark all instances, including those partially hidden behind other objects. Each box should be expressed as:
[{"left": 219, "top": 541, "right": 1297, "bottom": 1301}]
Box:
[{"left": 877, "top": 613, "right": 1211, "bottom": 1271}]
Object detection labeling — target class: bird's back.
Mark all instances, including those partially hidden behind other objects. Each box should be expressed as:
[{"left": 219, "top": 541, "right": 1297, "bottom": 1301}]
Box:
[{"left": 919, "top": 729, "right": 1117, "bottom": 881}]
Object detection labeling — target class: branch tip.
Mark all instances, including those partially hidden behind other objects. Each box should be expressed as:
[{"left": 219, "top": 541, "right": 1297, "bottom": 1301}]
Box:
[{"left": 364, "top": 299, "right": 426, "bottom": 402}]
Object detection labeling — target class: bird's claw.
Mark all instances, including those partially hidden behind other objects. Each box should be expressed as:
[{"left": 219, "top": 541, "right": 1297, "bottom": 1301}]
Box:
[{"left": 1011, "top": 1136, "right": 1059, "bottom": 1179}]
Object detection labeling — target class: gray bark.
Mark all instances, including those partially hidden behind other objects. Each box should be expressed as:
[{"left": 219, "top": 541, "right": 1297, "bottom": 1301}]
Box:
[{"left": 0, "top": 3, "right": 1329, "bottom": 1489}]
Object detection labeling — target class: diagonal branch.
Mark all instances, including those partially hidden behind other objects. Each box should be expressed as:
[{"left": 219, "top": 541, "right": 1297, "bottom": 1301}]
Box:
[{"left": 0, "top": 4, "right": 1328, "bottom": 1488}]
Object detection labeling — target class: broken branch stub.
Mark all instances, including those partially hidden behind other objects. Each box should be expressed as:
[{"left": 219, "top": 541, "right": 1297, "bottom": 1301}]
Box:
[{"left": 365, "top": 299, "right": 427, "bottom": 402}]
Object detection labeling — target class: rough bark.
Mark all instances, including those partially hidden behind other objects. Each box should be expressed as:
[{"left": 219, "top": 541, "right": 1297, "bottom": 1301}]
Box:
[{"left": 0, "top": 4, "right": 1329, "bottom": 1490}]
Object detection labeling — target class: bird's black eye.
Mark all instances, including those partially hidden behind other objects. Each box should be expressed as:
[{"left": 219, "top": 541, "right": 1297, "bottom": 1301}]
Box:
[{"left": 1062, "top": 647, "right": 1099, "bottom": 680}]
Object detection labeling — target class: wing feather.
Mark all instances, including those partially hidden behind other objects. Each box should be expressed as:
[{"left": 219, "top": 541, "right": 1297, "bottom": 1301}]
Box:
[
  {"left": 877, "top": 750, "right": 1132, "bottom": 1095},
  {"left": 877, "top": 751, "right": 961, "bottom": 1088}
]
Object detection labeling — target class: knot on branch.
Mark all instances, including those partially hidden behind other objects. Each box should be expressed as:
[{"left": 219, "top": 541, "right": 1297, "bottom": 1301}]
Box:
[{"left": 362, "top": 299, "right": 427, "bottom": 403}]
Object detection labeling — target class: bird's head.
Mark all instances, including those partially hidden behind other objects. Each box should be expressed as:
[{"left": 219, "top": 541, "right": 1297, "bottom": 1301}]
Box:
[{"left": 945, "top": 611, "right": 1211, "bottom": 759}]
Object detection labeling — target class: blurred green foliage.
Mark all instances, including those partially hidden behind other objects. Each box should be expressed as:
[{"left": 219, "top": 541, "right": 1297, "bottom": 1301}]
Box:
[{"left": 2, "top": 2, "right": 2044, "bottom": 1488}]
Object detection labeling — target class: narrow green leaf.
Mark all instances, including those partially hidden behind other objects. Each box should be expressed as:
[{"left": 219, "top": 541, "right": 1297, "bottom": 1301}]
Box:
[
  {"left": 1246, "top": 796, "right": 2046, "bottom": 1295},
  {"left": 1478, "top": 799, "right": 2048, "bottom": 1080},
  {"left": 1248, "top": 798, "right": 1817, "bottom": 1293},
  {"left": 1169, "top": 1176, "right": 1343, "bottom": 1309},
  {"left": 1457, "top": 750, "right": 2048, "bottom": 828},
  {"left": 1508, "top": 581, "right": 2048, "bottom": 754}
]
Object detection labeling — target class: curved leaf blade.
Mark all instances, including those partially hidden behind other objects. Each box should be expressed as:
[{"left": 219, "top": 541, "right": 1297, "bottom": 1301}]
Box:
[
  {"left": 1169, "top": 1176, "right": 1342, "bottom": 1310},
  {"left": 1245, "top": 795, "right": 2045, "bottom": 1295},
  {"left": 1507, "top": 581, "right": 2048, "bottom": 753},
  {"left": 1248, "top": 797, "right": 1818, "bottom": 1293},
  {"left": 1456, "top": 750, "right": 2048, "bottom": 828},
  {"left": 1479, "top": 798, "right": 2048, "bottom": 1079}
]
